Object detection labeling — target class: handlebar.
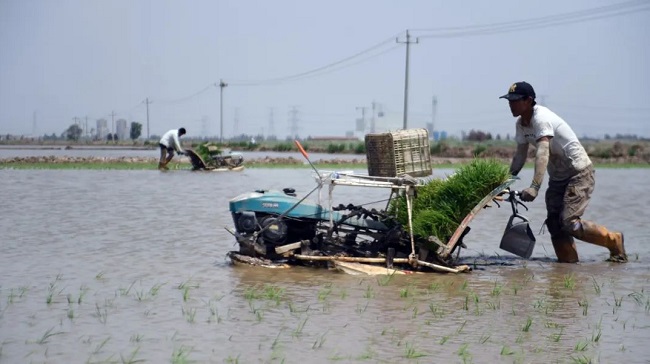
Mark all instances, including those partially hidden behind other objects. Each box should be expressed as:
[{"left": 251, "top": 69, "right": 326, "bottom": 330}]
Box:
[{"left": 495, "top": 188, "right": 529, "bottom": 213}]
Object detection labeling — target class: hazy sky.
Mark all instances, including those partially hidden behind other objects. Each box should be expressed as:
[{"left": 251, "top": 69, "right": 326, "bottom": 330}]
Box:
[{"left": 1, "top": 0, "right": 648, "bottom": 139}]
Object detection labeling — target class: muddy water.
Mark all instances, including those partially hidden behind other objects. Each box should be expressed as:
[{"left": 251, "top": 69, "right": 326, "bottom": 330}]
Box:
[{"left": 0, "top": 167, "right": 649, "bottom": 363}]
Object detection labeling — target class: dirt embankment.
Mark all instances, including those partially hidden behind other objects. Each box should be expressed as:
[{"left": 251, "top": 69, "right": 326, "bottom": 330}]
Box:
[{"left": 1, "top": 141, "right": 648, "bottom": 165}]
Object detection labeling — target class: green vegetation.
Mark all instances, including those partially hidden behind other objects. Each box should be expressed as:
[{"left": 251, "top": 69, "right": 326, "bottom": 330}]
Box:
[{"left": 388, "top": 158, "right": 510, "bottom": 246}]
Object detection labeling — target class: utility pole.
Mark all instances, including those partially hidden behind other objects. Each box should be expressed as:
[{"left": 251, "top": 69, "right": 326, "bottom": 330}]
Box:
[
  {"left": 144, "top": 98, "right": 152, "bottom": 139},
  {"left": 85, "top": 116, "right": 89, "bottom": 139},
  {"left": 110, "top": 111, "right": 116, "bottom": 136},
  {"left": 397, "top": 30, "right": 418, "bottom": 129},
  {"left": 219, "top": 80, "right": 228, "bottom": 143}
]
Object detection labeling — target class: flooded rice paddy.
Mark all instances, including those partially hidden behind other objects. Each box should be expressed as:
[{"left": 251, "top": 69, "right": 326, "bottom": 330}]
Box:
[{"left": 0, "top": 165, "right": 649, "bottom": 363}]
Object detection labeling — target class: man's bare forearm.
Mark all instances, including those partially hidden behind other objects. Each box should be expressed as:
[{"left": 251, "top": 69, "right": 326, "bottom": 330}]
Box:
[
  {"left": 509, "top": 143, "right": 528, "bottom": 176},
  {"left": 531, "top": 139, "right": 550, "bottom": 190}
]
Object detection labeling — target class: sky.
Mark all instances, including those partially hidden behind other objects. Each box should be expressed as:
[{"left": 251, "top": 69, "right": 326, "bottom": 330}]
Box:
[{"left": 1, "top": 0, "right": 649, "bottom": 140}]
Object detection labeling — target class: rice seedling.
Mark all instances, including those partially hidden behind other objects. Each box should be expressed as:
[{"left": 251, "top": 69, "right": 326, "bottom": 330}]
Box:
[
  {"left": 207, "top": 300, "right": 222, "bottom": 323},
  {"left": 404, "top": 342, "right": 427, "bottom": 359},
  {"left": 399, "top": 286, "right": 412, "bottom": 298},
  {"left": 569, "top": 354, "right": 593, "bottom": 364},
  {"left": 512, "top": 284, "right": 520, "bottom": 296},
  {"left": 225, "top": 354, "right": 241, "bottom": 363},
  {"left": 317, "top": 286, "right": 332, "bottom": 301},
  {"left": 120, "top": 346, "right": 144, "bottom": 364},
  {"left": 92, "top": 337, "right": 111, "bottom": 355},
  {"left": 264, "top": 285, "right": 285, "bottom": 303},
  {"left": 377, "top": 272, "right": 396, "bottom": 286},
  {"left": 550, "top": 328, "right": 564, "bottom": 342},
  {"left": 389, "top": 158, "right": 510, "bottom": 246},
  {"left": 312, "top": 330, "right": 328, "bottom": 349},
  {"left": 356, "top": 346, "right": 377, "bottom": 360},
  {"left": 563, "top": 274, "right": 576, "bottom": 290},
  {"left": 574, "top": 340, "right": 589, "bottom": 352},
  {"left": 491, "top": 281, "right": 503, "bottom": 297},
  {"left": 486, "top": 299, "right": 500, "bottom": 310},
  {"left": 363, "top": 285, "right": 375, "bottom": 299},
  {"left": 244, "top": 285, "right": 262, "bottom": 301},
  {"left": 292, "top": 318, "right": 308, "bottom": 338},
  {"left": 429, "top": 302, "right": 444, "bottom": 318},
  {"left": 591, "top": 329, "right": 601, "bottom": 343},
  {"left": 613, "top": 293, "right": 623, "bottom": 308},
  {"left": 628, "top": 291, "right": 646, "bottom": 306},
  {"left": 6, "top": 289, "right": 16, "bottom": 304},
  {"left": 67, "top": 308, "right": 74, "bottom": 320},
  {"left": 522, "top": 316, "right": 533, "bottom": 332},
  {"left": 439, "top": 335, "right": 450, "bottom": 345},
  {"left": 457, "top": 320, "right": 467, "bottom": 334},
  {"left": 93, "top": 302, "right": 108, "bottom": 324},
  {"left": 35, "top": 327, "right": 63, "bottom": 344},
  {"left": 460, "top": 279, "right": 468, "bottom": 291},
  {"left": 45, "top": 280, "right": 63, "bottom": 305},
  {"left": 515, "top": 334, "right": 525, "bottom": 344},
  {"left": 427, "top": 282, "right": 441, "bottom": 293},
  {"left": 478, "top": 333, "right": 491, "bottom": 344},
  {"left": 182, "top": 286, "right": 191, "bottom": 302},
  {"left": 500, "top": 346, "right": 515, "bottom": 355},
  {"left": 177, "top": 278, "right": 199, "bottom": 291},
  {"left": 544, "top": 321, "right": 562, "bottom": 329},
  {"left": 578, "top": 298, "right": 589, "bottom": 316},
  {"left": 182, "top": 306, "right": 196, "bottom": 323},
  {"left": 457, "top": 343, "right": 471, "bottom": 363},
  {"left": 171, "top": 346, "right": 192, "bottom": 364},
  {"left": 134, "top": 282, "right": 163, "bottom": 302},
  {"left": 591, "top": 277, "right": 601, "bottom": 295},
  {"left": 411, "top": 306, "right": 419, "bottom": 318}
]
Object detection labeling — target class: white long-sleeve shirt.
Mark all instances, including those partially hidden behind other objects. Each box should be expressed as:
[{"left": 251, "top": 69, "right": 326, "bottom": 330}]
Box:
[{"left": 159, "top": 129, "right": 184, "bottom": 153}]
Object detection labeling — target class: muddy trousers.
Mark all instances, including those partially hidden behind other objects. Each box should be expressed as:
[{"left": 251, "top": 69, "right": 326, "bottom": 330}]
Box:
[
  {"left": 545, "top": 166, "right": 626, "bottom": 263},
  {"left": 158, "top": 145, "right": 175, "bottom": 169},
  {"left": 547, "top": 216, "right": 626, "bottom": 263}
]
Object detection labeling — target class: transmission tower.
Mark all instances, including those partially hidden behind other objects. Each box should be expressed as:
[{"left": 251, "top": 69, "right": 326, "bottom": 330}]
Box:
[{"left": 288, "top": 106, "right": 300, "bottom": 138}]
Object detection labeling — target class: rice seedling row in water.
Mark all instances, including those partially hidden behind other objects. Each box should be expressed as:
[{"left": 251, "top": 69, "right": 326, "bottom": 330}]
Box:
[{"left": 389, "top": 158, "right": 510, "bottom": 248}]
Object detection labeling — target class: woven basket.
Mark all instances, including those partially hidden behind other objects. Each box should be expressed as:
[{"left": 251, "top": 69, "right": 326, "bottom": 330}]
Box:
[{"left": 365, "top": 128, "right": 432, "bottom": 177}]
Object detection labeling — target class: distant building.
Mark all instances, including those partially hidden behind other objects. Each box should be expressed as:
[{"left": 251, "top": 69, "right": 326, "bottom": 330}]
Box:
[
  {"left": 96, "top": 119, "right": 108, "bottom": 140},
  {"left": 116, "top": 119, "right": 128, "bottom": 140}
]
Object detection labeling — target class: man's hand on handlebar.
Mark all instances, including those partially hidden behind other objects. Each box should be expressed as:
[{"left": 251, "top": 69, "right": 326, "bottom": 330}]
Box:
[{"left": 520, "top": 187, "right": 538, "bottom": 202}]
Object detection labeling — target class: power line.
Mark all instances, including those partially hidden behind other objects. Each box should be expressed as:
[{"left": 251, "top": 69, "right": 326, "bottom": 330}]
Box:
[
  {"left": 227, "top": 32, "right": 404, "bottom": 86},
  {"left": 415, "top": 0, "right": 650, "bottom": 38},
  {"left": 155, "top": 84, "right": 217, "bottom": 105}
]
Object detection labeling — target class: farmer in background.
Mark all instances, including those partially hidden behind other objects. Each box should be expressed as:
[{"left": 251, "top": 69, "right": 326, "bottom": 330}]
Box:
[
  {"left": 158, "top": 127, "right": 186, "bottom": 170},
  {"left": 500, "top": 81, "right": 626, "bottom": 263}
]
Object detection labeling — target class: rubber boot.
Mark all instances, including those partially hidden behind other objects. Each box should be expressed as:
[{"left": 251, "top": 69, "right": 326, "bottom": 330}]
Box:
[
  {"left": 551, "top": 234, "right": 579, "bottom": 263},
  {"left": 570, "top": 220, "right": 627, "bottom": 263}
]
